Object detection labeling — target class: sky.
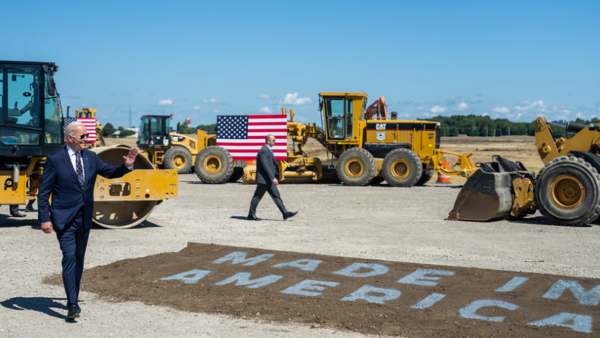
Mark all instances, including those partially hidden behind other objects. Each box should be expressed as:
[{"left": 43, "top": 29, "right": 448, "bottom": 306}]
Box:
[{"left": 2, "top": 0, "right": 599, "bottom": 128}]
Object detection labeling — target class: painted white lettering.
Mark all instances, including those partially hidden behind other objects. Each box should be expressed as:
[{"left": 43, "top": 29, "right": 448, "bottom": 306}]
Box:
[
  {"left": 528, "top": 312, "right": 592, "bottom": 333},
  {"left": 496, "top": 276, "right": 529, "bottom": 292},
  {"left": 341, "top": 285, "right": 401, "bottom": 304},
  {"left": 272, "top": 259, "right": 323, "bottom": 272},
  {"left": 333, "top": 263, "right": 389, "bottom": 278},
  {"left": 542, "top": 279, "right": 600, "bottom": 306},
  {"left": 160, "top": 269, "right": 210, "bottom": 284},
  {"left": 397, "top": 268, "right": 455, "bottom": 286},
  {"left": 281, "top": 279, "right": 340, "bottom": 297},
  {"left": 411, "top": 293, "right": 446, "bottom": 310},
  {"left": 212, "top": 251, "right": 274, "bottom": 266},
  {"left": 458, "top": 299, "right": 518, "bottom": 322},
  {"left": 214, "top": 272, "right": 282, "bottom": 289}
]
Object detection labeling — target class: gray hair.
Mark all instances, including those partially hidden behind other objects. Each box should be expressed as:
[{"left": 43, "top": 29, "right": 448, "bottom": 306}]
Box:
[{"left": 64, "top": 121, "right": 86, "bottom": 141}]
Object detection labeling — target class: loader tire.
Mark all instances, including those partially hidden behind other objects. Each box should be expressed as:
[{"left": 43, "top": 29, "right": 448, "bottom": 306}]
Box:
[
  {"left": 195, "top": 146, "right": 234, "bottom": 184},
  {"left": 337, "top": 148, "right": 376, "bottom": 186},
  {"left": 228, "top": 167, "right": 245, "bottom": 182},
  {"left": 415, "top": 169, "right": 434, "bottom": 186},
  {"left": 382, "top": 149, "right": 423, "bottom": 187},
  {"left": 164, "top": 146, "right": 193, "bottom": 174},
  {"left": 534, "top": 156, "right": 600, "bottom": 226}
]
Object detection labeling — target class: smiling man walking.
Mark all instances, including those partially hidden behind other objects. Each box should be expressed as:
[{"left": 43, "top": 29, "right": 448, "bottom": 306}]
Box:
[{"left": 38, "top": 121, "right": 138, "bottom": 319}]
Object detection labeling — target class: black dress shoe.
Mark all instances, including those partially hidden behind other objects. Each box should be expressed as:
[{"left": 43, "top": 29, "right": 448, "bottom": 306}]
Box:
[
  {"left": 10, "top": 212, "right": 26, "bottom": 218},
  {"left": 26, "top": 205, "right": 35, "bottom": 212},
  {"left": 283, "top": 211, "right": 298, "bottom": 220},
  {"left": 247, "top": 215, "right": 261, "bottom": 221},
  {"left": 66, "top": 303, "right": 81, "bottom": 313},
  {"left": 67, "top": 304, "right": 80, "bottom": 319}
]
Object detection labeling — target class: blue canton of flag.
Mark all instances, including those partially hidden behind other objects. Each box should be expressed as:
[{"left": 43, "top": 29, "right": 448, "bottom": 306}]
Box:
[
  {"left": 217, "top": 116, "right": 249, "bottom": 139},
  {"left": 63, "top": 117, "right": 77, "bottom": 131}
]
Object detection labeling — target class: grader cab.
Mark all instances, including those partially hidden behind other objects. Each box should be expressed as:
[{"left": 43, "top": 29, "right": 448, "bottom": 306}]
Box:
[{"left": 0, "top": 61, "right": 177, "bottom": 229}]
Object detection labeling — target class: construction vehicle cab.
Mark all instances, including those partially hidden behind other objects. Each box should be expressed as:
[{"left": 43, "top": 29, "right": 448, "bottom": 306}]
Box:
[
  {"left": 138, "top": 115, "right": 172, "bottom": 149},
  {"left": 0, "top": 61, "right": 63, "bottom": 157}
]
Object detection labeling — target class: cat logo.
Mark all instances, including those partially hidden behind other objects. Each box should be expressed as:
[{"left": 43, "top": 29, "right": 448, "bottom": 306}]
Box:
[
  {"left": 376, "top": 131, "right": 386, "bottom": 141},
  {"left": 376, "top": 123, "right": 386, "bottom": 131}
]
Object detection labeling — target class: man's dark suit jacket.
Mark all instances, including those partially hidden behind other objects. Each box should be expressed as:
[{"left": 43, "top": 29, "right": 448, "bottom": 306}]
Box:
[
  {"left": 255, "top": 144, "right": 279, "bottom": 185},
  {"left": 38, "top": 147, "right": 132, "bottom": 231}
]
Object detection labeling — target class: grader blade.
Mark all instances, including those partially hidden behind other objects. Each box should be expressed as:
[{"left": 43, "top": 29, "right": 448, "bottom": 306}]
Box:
[{"left": 447, "top": 168, "right": 514, "bottom": 221}]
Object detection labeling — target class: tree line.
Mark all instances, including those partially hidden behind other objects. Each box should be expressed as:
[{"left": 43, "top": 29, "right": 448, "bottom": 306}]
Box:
[
  {"left": 100, "top": 122, "right": 217, "bottom": 137},
  {"left": 420, "top": 115, "right": 600, "bottom": 138}
]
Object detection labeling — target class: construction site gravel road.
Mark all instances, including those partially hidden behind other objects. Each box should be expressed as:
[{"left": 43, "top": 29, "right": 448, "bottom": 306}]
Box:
[{"left": 1, "top": 136, "right": 599, "bottom": 337}]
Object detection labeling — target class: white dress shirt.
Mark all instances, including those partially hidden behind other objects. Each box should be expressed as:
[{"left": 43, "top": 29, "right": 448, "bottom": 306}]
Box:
[{"left": 66, "top": 145, "right": 134, "bottom": 181}]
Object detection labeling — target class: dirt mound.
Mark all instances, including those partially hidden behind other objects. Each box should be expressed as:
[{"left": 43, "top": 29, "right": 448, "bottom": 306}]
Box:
[{"left": 45, "top": 243, "right": 600, "bottom": 337}]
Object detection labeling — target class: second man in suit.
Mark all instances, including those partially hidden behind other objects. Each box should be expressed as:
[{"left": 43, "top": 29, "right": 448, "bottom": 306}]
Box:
[{"left": 248, "top": 134, "right": 297, "bottom": 221}]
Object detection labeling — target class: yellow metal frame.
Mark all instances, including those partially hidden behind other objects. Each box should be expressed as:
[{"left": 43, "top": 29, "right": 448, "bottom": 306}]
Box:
[{"left": 95, "top": 169, "right": 178, "bottom": 201}]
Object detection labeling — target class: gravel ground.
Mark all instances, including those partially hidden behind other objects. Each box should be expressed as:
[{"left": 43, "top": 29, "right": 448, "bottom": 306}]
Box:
[{"left": 1, "top": 174, "right": 599, "bottom": 337}]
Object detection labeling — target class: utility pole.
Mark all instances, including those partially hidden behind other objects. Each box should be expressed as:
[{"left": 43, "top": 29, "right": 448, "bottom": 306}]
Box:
[
  {"left": 486, "top": 125, "right": 488, "bottom": 137},
  {"left": 129, "top": 105, "right": 132, "bottom": 128},
  {"left": 508, "top": 126, "right": 510, "bottom": 136}
]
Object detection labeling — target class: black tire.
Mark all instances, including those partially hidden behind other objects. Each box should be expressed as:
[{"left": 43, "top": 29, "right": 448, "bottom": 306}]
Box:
[
  {"left": 163, "top": 146, "right": 193, "bottom": 174},
  {"left": 534, "top": 156, "right": 600, "bottom": 226},
  {"left": 336, "top": 148, "right": 376, "bottom": 186},
  {"left": 415, "top": 169, "right": 434, "bottom": 186},
  {"left": 195, "top": 146, "right": 234, "bottom": 184},
  {"left": 382, "top": 149, "right": 423, "bottom": 187},
  {"left": 227, "top": 167, "right": 245, "bottom": 182}
]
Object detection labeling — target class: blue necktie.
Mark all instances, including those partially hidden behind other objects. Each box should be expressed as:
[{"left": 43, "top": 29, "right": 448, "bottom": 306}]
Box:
[{"left": 76, "top": 152, "right": 84, "bottom": 190}]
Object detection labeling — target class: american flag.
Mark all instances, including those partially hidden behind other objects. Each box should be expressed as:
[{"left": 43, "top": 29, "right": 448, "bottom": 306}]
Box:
[
  {"left": 64, "top": 117, "right": 97, "bottom": 143},
  {"left": 216, "top": 115, "right": 288, "bottom": 160}
]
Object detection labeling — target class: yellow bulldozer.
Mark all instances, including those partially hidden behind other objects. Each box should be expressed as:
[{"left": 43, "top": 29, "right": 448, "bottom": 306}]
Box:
[
  {"left": 242, "top": 92, "right": 478, "bottom": 186},
  {"left": 0, "top": 61, "right": 178, "bottom": 229},
  {"left": 137, "top": 115, "right": 245, "bottom": 181},
  {"left": 448, "top": 117, "right": 600, "bottom": 226}
]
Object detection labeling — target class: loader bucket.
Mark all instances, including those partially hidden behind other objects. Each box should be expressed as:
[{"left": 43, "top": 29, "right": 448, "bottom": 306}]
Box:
[{"left": 447, "top": 158, "right": 519, "bottom": 221}]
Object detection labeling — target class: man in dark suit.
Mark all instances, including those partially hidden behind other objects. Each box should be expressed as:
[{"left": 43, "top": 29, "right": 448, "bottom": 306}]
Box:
[
  {"left": 248, "top": 134, "right": 297, "bottom": 221},
  {"left": 38, "top": 121, "right": 138, "bottom": 319}
]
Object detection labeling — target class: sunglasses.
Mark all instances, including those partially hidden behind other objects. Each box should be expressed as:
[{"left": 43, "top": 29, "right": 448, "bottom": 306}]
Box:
[{"left": 73, "top": 133, "right": 90, "bottom": 140}]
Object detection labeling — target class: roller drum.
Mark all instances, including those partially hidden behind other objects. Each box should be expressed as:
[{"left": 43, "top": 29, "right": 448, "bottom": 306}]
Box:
[{"left": 91, "top": 146, "right": 157, "bottom": 229}]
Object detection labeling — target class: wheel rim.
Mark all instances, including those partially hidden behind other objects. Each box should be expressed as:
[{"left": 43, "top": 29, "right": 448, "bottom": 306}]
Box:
[
  {"left": 173, "top": 154, "right": 186, "bottom": 168},
  {"left": 390, "top": 159, "right": 410, "bottom": 179},
  {"left": 204, "top": 155, "right": 222, "bottom": 173},
  {"left": 549, "top": 174, "right": 585, "bottom": 209},
  {"left": 345, "top": 158, "right": 364, "bottom": 178}
]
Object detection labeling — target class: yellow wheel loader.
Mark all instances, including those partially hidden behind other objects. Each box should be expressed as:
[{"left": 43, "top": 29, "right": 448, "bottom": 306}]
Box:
[
  {"left": 448, "top": 117, "right": 600, "bottom": 226},
  {"left": 137, "top": 115, "right": 245, "bottom": 181},
  {"left": 0, "top": 61, "right": 177, "bottom": 229},
  {"left": 243, "top": 92, "right": 478, "bottom": 186}
]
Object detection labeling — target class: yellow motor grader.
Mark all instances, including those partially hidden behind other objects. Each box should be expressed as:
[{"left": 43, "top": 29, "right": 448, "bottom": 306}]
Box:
[
  {"left": 243, "top": 92, "right": 478, "bottom": 187},
  {"left": 448, "top": 117, "right": 600, "bottom": 226},
  {"left": 0, "top": 61, "right": 178, "bottom": 229}
]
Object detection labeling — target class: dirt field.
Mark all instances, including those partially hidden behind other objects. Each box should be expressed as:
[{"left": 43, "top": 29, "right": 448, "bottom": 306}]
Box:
[{"left": 1, "top": 136, "right": 599, "bottom": 337}]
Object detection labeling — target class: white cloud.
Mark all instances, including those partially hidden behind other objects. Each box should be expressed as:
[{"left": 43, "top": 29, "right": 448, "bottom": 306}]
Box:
[
  {"left": 482, "top": 112, "right": 489, "bottom": 116},
  {"left": 453, "top": 102, "right": 468, "bottom": 111},
  {"left": 576, "top": 112, "right": 584, "bottom": 119},
  {"left": 492, "top": 107, "right": 510, "bottom": 114},
  {"left": 257, "top": 94, "right": 273, "bottom": 100},
  {"left": 192, "top": 105, "right": 201, "bottom": 110},
  {"left": 158, "top": 99, "right": 176, "bottom": 106},
  {"left": 212, "top": 109, "right": 220, "bottom": 114},
  {"left": 203, "top": 98, "right": 220, "bottom": 104},
  {"left": 416, "top": 106, "right": 423, "bottom": 110},
  {"left": 278, "top": 93, "right": 313, "bottom": 105},
  {"left": 430, "top": 105, "right": 447, "bottom": 113},
  {"left": 258, "top": 107, "right": 272, "bottom": 113}
]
